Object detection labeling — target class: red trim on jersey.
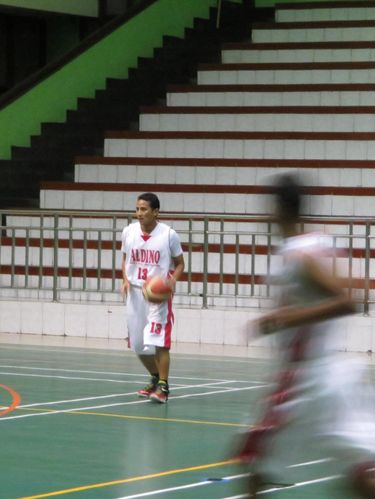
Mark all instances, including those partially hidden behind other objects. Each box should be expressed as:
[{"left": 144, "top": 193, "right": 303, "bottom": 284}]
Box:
[{"left": 164, "top": 297, "right": 173, "bottom": 349}]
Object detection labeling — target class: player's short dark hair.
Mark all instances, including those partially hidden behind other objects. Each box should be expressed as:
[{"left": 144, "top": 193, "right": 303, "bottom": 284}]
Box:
[
  {"left": 275, "top": 174, "right": 301, "bottom": 222},
  {"left": 137, "top": 192, "right": 160, "bottom": 210}
]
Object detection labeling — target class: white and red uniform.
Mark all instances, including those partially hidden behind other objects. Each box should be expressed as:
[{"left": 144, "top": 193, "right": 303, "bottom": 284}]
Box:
[
  {"left": 121, "top": 221, "right": 183, "bottom": 355},
  {"left": 240, "top": 233, "right": 375, "bottom": 485}
]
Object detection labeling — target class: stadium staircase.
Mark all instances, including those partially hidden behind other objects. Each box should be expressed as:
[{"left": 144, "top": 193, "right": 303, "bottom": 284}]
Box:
[
  {"left": 2, "top": 0, "right": 375, "bottom": 313},
  {"left": 0, "top": 1, "right": 256, "bottom": 209}
]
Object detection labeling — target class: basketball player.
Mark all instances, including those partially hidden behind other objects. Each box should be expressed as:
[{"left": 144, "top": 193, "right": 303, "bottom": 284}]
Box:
[
  {"left": 238, "top": 175, "right": 375, "bottom": 497},
  {"left": 121, "top": 192, "right": 184, "bottom": 403}
]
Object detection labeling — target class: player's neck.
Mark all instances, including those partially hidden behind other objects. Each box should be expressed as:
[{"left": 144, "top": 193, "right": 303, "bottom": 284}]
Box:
[{"left": 140, "top": 220, "right": 157, "bottom": 235}]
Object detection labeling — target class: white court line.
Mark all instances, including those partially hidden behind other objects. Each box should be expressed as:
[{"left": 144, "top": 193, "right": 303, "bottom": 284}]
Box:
[
  {"left": 116, "top": 480, "right": 210, "bottom": 498},
  {"left": 0, "top": 391, "right": 137, "bottom": 410},
  {"left": 0, "top": 380, "right": 236, "bottom": 411},
  {"left": 0, "top": 344, "right": 270, "bottom": 364},
  {"left": 288, "top": 458, "right": 334, "bottom": 468},
  {"left": 115, "top": 473, "right": 250, "bottom": 499},
  {"left": 0, "top": 364, "right": 264, "bottom": 383},
  {"left": 0, "top": 344, "right": 263, "bottom": 365},
  {"left": 116, "top": 467, "right": 340, "bottom": 499},
  {"left": 0, "top": 384, "right": 266, "bottom": 422},
  {"left": 0, "top": 370, "right": 196, "bottom": 387},
  {"left": 224, "top": 474, "right": 342, "bottom": 498},
  {"left": 172, "top": 356, "right": 272, "bottom": 365},
  {"left": 0, "top": 371, "right": 151, "bottom": 384}
]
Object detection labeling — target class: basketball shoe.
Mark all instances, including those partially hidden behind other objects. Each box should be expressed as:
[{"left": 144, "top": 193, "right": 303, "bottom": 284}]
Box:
[
  {"left": 137, "top": 375, "right": 158, "bottom": 398},
  {"left": 150, "top": 380, "right": 169, "bottom": 403}
]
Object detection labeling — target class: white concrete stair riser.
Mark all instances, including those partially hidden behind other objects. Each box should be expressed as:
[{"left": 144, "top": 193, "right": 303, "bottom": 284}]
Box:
[
  {"left": 167, "top": 90, "right": 375, "bottom": 107},
  {"left": 276, "top": 7, "right": 375, "bottom": 23}
]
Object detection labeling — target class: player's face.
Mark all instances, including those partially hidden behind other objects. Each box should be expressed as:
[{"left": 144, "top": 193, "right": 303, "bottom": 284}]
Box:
[{"left": 136, "top": 199, "right": 159, "bottom": 232}]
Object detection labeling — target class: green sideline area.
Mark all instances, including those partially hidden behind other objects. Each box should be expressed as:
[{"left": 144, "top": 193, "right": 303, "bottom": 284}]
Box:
[
  {"left": 1, "top": 341, "right": 373, "bottom": 498},
  {"left": 0, "top": 0, "right": 218, "bottom": 159}
]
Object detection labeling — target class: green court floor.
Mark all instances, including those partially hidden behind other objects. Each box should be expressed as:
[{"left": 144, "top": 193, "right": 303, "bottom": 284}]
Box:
[{"left": 0, "top": 338, "right": 373, "bottom": 499}]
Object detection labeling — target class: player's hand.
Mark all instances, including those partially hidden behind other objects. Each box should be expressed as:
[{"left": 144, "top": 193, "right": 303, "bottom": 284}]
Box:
[
  {"left": 121, "top": 279, "right": 130, "bottom": 298},
  {"left": 253, "top": 312, "right": 281, "bottom": 336},
  {"left": 254, "top": 306, "right": 300, "bottom": 335},
  {"left": 247, "top": 317, "right": 262, "bottom": 339},
  {"left": 167, "top": 277, "right": 176, "bottom": 292}
]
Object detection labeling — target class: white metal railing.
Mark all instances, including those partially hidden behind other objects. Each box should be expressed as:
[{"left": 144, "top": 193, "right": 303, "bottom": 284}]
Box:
[{"left": 0, "top": 210, "right": 374, "bottom": 312}]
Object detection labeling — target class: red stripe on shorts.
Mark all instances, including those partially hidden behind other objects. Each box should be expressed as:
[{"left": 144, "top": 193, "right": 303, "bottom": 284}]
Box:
[{"left": 164, "top": 298, "right": 174, "bottom": 349}]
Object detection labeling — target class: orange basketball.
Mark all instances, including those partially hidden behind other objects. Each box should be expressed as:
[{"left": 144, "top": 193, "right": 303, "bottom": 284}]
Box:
[{"left": 142, "top": 276, "right": 172, "bottom": 303}]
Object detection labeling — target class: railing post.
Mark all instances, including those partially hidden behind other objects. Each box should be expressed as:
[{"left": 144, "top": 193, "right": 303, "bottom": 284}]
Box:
[
  {"left": 202, "top": 217, "right": 209, "bottom": 309},
  {"left": 112, "top": 216, "right": 118, "bottom": 292},
  {"left": 348, "top": 223, "right": 353, "bottom": 300},
  {"left": 188, "top": 218, "right": 192, "bottom": 296},
  {"left": 216, "top": 0, "right": 222, "bottom": 29},
  {"left": 52, "top": 214, "right": 59, "bottom": 302},
  {"left": 266, "top": 221, "right": 272, "bottom": 298},
  {"left": 364, "top": 222, "right": 370, "bottom": 315}
]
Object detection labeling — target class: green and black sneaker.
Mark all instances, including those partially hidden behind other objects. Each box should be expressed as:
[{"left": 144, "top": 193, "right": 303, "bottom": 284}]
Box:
[
  {"left": 137, "top": 375, "right": 159, "bottom": 398},
  {"left": 150, "top": 380, "right": 169, "bottom": 404}
]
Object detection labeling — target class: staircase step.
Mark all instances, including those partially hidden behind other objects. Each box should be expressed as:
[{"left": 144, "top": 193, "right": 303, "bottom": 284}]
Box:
[
  {"left": 12, "top": 145, "right": 103, "bottom": 161},
  {"left": 276, "top": 1, "right": 375, "bottom": 23},
  {"left": 2, "top": 2, "right": 260, "bottom": 207},
  {"left": 39, "top": 181, "right": 375, "bottom": 218},
  {"left": 167, "top": 83, "right": 375, "bottom": 107},
  {"left": 253, "top": 20, "right": 375, "bottom": 44}
]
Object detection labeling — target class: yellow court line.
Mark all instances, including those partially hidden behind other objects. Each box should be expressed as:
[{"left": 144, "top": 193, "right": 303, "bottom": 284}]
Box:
[
  {"left": 20, "top": 459, "right": 238, "bottom": 499},
  {"left": 71, "top": 410, "right": 248, "bottom": 427},
  {"left": 16, "top": 406, "right": 249, "bottom": 428}
]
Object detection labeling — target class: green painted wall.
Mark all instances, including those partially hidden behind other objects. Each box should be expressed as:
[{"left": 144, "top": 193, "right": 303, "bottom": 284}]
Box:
[
  {"left": 0, "top": 0, "right": 217, "bottom": 159},
  {"left": 0, "top": 0, "right": 98, "bottom": 17},
  {"left": 256, "top": 0, "right": 348, "bottom": 6}
]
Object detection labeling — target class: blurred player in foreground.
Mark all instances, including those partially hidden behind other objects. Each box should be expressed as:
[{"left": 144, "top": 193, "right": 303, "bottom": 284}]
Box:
[
  {"left": 238, "top": 174, "right": 375, "bottom": 497},
  {"left": 121, "top": 192, "right": 184, "bottom": 403}
]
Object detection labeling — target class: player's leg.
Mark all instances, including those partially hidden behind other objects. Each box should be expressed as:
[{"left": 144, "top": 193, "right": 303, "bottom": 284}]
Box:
[
  {"left": 126, "top": 286, "right": 158, "bottom": 397},
  {"left": 350, "top": 462, "right": 375, "bottom": 498},
  {"left": 137, "top": 354, "right": 159, "bottom": 398},
  {"left": 150, "top": 346, "right": 170, "bottom": 403},
  {"left": 143, "top": 298, "right": 173, "bottom": 403},
  {"left": 155, "top": 346, "right": 170, "bottom": 381}
]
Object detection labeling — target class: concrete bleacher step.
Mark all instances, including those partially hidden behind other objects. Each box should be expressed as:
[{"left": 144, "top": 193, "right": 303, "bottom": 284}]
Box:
[
  {"left": 197, "top": 62, "right": 375, "bottom": 85},
  {"left": 167, "top": 83, "right": 375, "bottom": 107},
  {"left": 139, "top": 106, "right": 375, "bottom": 132},
  {"left": 252, "top": 21, "right": 375, "bottom": 44},
  {"left": 222, "top": 41, "right": 375, "bottom": 64},
  {"left": 73, "top": 157, "right": 375, "bottom": 188},
  {"left": 102, "top": 131, "right": 375, "bottom": 161},
  {"left": 275, "top": 1, "right": 375, "bottom": 23},
  {"left": 38, "top": 181, "right": 375, "bottom": 217},
  {"left": 2, "top": 2, "right": 249, "bottom": 209}
]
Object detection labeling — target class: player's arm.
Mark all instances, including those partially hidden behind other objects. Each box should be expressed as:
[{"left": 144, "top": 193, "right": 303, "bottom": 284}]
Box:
[
  {"left": 258, "top": 253, "right": 355, "bottom": 335},
  {"left": 169, "top": 254, "right": 185, "bottom": 291},
  {"left": 121, "top": 253, "right": 130, "bottom": 297}
]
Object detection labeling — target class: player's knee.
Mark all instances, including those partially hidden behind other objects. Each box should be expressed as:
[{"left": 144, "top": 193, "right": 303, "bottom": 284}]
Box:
[{"left": 133, "top": 343, "right": 155, "bottom": 355}]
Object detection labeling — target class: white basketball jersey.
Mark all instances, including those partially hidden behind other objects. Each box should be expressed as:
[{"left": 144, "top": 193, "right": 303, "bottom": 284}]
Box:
[{"left": 121, "top": 221, "right": 182, "bottom": 286}]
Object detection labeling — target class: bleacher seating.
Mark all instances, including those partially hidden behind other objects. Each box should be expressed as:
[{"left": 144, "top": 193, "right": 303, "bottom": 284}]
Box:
[{"left": 4, "top": 1, "right": 375, "bottom": 310}]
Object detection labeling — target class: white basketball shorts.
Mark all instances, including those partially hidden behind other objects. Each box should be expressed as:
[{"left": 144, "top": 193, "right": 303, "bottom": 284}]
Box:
[{"left": 126, "top": 286, "right": 174, "bottom": 355}]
